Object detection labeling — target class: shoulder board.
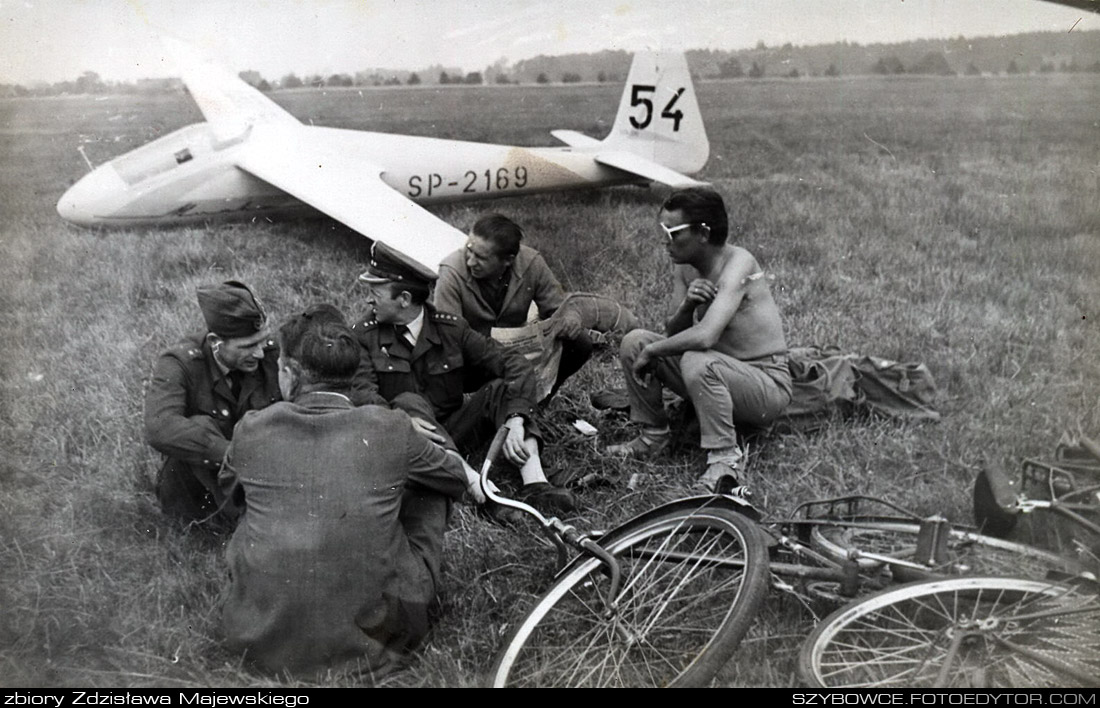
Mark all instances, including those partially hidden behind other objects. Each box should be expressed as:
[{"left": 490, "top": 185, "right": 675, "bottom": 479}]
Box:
[
  {"left": 430, "top": 312, "right": 462, "bottom": 325},
  {"left": 166, "top": 332, "right": 208, "bottom": 361},
  {"left": 353, "top": 318, "right": 379, "bottom": 331},
  {"left": 167, "top": 340, "right": 206, "bottom": 361}
]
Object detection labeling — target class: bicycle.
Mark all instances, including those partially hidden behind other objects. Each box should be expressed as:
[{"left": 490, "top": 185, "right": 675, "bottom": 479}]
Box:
[
  {"left": 973, "top": 434, "right": 1100, "bottom": 565},
  {"left": 478, "top": 426, "right": 770, "bottom": 687},
  {"left": 481, "top": 425, "right": 1095, "bottom": 687},
  {"left": 783, "top": 497, "right": 1100, "bottom": 688}
]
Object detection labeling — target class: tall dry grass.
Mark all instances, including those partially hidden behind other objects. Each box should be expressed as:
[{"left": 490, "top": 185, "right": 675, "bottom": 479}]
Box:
[{"left": 0, "top": 74, "right": 1097, "bottom": 687}]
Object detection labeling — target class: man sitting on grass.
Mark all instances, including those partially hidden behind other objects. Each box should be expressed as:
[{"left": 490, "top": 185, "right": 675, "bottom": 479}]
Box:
[
  {"left": 144, "top": 280, "right": 279, "bottom": 523},
  {"left": 351, "top": 242, "right": 576, "bottom": 515},
  {"left": 606, "top": 187, "right": 792, "bottom": 495},
  {"left": 218, "top": 309, "right": 469, "bottom": 678},
  {"left": 433, "top": 212, "right": 593, "bottom": 400}
]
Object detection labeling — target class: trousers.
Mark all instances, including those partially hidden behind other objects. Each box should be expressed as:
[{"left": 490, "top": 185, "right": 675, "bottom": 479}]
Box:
[{"left": 619, "top": 329, "right": 792, "bottom": 450}]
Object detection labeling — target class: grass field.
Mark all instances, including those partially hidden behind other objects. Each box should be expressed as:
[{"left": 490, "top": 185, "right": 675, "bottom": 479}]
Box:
[{"left": 1, "top": 74, "right": 1098, "bottom": 687}]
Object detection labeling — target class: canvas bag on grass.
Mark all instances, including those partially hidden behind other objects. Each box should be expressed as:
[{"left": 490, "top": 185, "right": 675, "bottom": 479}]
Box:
[{"left": 780, "top": 346, "right": 940, "bottom": 429}]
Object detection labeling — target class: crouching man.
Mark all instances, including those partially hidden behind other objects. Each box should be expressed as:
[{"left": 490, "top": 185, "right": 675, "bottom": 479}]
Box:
[
  {"left": 218, "top": 310, "right": 468, "bottom": 678},
  {"left": 144, "top": 280, "right": 280, "bottom": 523},
  {"left": 607, "top": 187, "right": 792, "bottom": 495}
]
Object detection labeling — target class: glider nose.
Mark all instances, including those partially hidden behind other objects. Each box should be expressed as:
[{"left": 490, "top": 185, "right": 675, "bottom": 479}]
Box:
[{"left": 57, "top": 164, "right": 126, "bottom": 226}]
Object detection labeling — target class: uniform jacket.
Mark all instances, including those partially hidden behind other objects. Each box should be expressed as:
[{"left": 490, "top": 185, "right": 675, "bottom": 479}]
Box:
[
  {"left": 350, "top": 305, "right": 536, "bottom": 422},
  {"left": 433, "top": 244, "right": 566, "bottom": 336},
  {"left": 219, "top": 391, "right": 467, "bottom": 676},
  {"left": 144, "top": 331, "right": 280, "bottom": 469}
]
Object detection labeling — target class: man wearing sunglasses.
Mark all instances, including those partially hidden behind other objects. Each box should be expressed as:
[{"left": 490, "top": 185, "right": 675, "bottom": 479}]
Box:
[{"left": 606, "top": 187, "right": 792, "bottom": 496}]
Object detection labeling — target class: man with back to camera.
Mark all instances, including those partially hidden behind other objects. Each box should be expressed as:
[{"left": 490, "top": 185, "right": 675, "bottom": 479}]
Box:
[
  {"left": 218, "top": 309, "right": 469, "bottom": 677},
  {"left": 350, "top": 242, "right": 577, "bottom": 514},
  {"left": 144, "top": 280, "right": 280, "bottom": 523},
  {"left": 433, "top": 213, "right": 593, "bottom": 400},
  {"left": 606, "top": 187, "right": 792, "bottom": 495}
]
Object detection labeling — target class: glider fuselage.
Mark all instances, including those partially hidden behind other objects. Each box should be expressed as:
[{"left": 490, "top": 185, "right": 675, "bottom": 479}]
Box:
[{"left": 58, "top": 123, "right": 639, "bottom": 227}]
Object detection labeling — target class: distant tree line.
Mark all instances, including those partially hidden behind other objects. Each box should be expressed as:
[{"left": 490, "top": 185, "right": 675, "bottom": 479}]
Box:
[
  {"left": 695, "top": 29, "right": 1099, "bottom": 79},
  {"left": 4, "top": 29, "right": 1097, "bottom": 98},
  {"left": 869, "top": 51, "right": 1100, "bottom": 76}
]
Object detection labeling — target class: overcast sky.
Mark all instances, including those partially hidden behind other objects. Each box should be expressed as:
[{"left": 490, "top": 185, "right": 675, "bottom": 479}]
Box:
[{"left": 2, "top": 0, "right": 1096, "bottom": 84}]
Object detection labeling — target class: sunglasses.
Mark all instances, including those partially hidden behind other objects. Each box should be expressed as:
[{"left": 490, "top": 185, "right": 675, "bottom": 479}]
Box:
[{"left": 660, "top": 221, "right": 708, "bottom": 241}]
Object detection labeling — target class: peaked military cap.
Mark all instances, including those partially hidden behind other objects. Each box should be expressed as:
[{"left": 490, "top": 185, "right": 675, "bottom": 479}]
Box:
[
  {"left": 196, "top": 280, "right": 268, "bottom": 339},
  {"left": 358, "top": 241, "right": 438, "bottom": 286}
]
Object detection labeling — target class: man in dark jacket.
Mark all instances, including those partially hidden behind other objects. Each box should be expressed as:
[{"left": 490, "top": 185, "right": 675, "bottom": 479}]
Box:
[
  {"left": 351, "top": 242, "right": 576, "bottom": 514},
  {"left": 219, "top": 310, "right": 468, "bottom": 677},
  {"left": 144, "top": 281, "right": 280, "bottom": 522}
]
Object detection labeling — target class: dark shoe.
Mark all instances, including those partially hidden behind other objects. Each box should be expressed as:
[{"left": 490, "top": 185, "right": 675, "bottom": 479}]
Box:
[
  {"left": 518, "top": 482, "right": 577, "bottom": 514},
  {"left": 480, "top": 501, "right": 526, "bottom": 527}
]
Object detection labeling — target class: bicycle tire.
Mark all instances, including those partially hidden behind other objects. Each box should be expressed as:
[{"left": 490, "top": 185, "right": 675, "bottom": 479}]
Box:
[
  {"left": 810, "top": 519, "right": 1083, "bottom": 579},
  {"left": 488, "top": 505, "right": 769, "bottom": 687},
  {"left": 799, "top": 576, "right": 1100, "bottom": 688}
]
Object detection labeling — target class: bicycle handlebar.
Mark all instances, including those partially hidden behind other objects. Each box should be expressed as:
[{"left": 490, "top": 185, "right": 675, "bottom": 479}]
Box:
[{"left": 476, "top": 424, "right": 624, "bottom": 602}]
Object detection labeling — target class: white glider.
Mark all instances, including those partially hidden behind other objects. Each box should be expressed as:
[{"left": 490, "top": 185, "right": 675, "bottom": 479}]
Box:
[{"left": 57, "top": 39, "right": 709, "bottom": 276}]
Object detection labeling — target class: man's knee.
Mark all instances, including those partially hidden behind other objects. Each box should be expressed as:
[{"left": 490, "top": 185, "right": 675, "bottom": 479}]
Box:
[
  {"left": 679, "top": 350, "right": 714, "bottom": 385},
  {"left": 621, "top": 329, "right": 660, "bottom": 363},
  {"left": 156, "top": 458, "right": 218, "bottom": 521}
]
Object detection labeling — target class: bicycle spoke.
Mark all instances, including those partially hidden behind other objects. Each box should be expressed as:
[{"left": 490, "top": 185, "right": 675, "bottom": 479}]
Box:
[
  {"left": 802, "top": 577, "right": 1100, "bottom": 688},
  {"left": 492, "top": 507, "right": 769, "bottom": 687}
]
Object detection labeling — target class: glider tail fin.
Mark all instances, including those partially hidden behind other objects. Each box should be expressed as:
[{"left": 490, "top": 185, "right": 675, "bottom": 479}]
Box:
[{"left": 603, "top": 52, "right": 709, "bottom": 176}]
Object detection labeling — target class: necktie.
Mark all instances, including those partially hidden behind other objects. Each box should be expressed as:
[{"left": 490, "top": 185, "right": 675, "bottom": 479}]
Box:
[{"left": 395, "top": 324, "right": 414, "bottom": 346}]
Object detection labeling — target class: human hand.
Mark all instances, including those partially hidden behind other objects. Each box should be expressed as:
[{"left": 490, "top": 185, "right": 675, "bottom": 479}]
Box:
[
  {"left": 452, "top": 452, "right": 497, "bottom": 505},
  {"left": 410, "top": 417, "right": 447, "bottom": 446},
  {"left": 502, "top": 417, "right": 531, "bottom": 466},
  {"left": 631, "top": 347, "right": 656, "bottom": 387},
  {"left": 466, "top": 476, "right": 501, "bottom": 505},
  {"left": 685, "top": 278, "right": 717, "bottom": 305}
]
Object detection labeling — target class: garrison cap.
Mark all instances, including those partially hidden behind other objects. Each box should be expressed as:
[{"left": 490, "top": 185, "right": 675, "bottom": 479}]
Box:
[
  {"left": 358, "top": 241, "right": 438, "bottom": 286},
  {"left": 196, "top": 280, "right": 268, "bottom": 339}
]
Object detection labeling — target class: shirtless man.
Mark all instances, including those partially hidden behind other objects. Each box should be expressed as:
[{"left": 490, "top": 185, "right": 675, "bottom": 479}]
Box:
[{"left": 607, "top": 187, "right": 792, "bottom": 494}]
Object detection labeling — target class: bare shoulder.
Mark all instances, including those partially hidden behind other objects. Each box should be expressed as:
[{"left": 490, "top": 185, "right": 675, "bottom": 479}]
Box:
[{"left": 717, "top": 246, "right": 760, "bottom": 290}]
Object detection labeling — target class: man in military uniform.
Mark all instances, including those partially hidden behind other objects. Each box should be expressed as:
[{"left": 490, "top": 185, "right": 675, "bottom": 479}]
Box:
[
  {"left": 351, "top": 243, "right": 576, "bottom": 514},
  {"left": 144, "top": 280, "right": 280, "bottom": 523}
]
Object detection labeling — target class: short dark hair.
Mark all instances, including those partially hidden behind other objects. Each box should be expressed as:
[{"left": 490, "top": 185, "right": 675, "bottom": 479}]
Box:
[
  {"left": 380, "top": 279, "right": 431, "bottom": 306},
  {"left": 470, "top": 213, "right": 523, "bottom": 258},
  {"left": 661, "top": 187, "right": 730, "bottom": 245},
  {"left": 278, "top": 310, "right": 360, "bottom": 386},
  {"left": 300, "top": 302, "right": 347, "bottom": 326}
]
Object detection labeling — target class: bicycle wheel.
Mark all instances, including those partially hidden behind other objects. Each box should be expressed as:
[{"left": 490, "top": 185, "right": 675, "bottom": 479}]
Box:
[
  {"left": 799, "top": 576, "right": 1100, "bottom": 688},
  {"left": 489, "top": 505, "right": 769, "bottom": 687},
  {"left": 811, "top": 520, "right": 1082, "bottom": 579}
]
